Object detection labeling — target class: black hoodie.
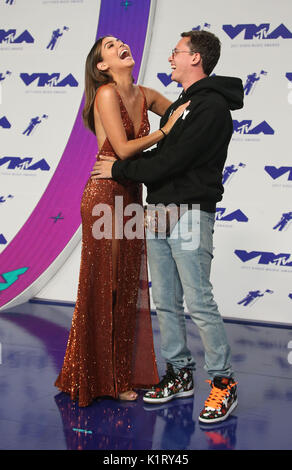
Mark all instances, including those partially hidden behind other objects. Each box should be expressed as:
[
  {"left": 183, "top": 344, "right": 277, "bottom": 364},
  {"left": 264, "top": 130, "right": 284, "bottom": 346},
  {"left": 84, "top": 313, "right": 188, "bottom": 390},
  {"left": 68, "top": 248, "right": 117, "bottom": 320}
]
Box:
[{"left": 112, "top": 75, "right": 244, "bottom": 212}]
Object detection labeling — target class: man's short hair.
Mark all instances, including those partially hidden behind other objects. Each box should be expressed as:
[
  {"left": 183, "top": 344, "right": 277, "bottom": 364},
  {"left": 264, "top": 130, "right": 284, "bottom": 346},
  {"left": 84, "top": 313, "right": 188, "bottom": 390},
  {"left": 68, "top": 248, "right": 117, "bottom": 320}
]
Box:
[{"left": 181, "top": 30, "right": 221, "bottom": 76}]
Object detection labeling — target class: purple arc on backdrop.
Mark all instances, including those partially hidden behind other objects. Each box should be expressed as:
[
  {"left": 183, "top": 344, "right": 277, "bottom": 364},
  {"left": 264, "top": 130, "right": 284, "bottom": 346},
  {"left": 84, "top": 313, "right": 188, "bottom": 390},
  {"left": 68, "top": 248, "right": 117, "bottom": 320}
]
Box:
[{"left": 0, "top": 0, "right": 152, "bottom": 309}]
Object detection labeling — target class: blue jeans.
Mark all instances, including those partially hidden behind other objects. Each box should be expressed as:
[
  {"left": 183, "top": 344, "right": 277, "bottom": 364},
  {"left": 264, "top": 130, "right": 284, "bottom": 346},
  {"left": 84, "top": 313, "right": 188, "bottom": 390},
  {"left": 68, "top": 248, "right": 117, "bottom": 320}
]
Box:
[{"left": 146, "top": 209, "right": 233, "bottom": 378}]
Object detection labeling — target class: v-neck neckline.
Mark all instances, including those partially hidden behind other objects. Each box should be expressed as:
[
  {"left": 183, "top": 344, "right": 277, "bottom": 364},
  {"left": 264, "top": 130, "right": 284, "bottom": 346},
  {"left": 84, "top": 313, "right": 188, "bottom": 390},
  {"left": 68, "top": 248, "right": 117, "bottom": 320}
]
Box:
[{"left": 115, "top": 86, "right": 146, "bottom": 138}]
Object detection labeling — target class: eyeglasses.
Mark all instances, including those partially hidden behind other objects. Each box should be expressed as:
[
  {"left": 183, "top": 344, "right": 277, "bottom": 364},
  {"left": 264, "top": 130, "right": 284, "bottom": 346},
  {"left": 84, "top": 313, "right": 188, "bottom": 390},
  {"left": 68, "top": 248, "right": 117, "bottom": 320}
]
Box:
[{"left": 171, "top": 48, "right": 196, "bottom": 57}]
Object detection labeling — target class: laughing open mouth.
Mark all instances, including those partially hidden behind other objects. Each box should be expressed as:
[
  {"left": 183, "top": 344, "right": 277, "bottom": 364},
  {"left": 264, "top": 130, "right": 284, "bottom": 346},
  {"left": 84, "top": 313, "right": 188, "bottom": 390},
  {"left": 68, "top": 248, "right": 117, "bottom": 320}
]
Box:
[{"left": 119, "top": 49, "right": 130, "bottom": 60}]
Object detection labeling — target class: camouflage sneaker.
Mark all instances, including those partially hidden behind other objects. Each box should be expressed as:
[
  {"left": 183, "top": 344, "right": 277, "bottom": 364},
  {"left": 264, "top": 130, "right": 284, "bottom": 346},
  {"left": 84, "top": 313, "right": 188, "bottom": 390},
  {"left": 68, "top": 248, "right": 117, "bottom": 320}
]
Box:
[
  {"left": 143, "top": 363, "right": 194, "bottom": 404},
  {"left": 199, "top": 376, "right": 238, "bottom": 424}
]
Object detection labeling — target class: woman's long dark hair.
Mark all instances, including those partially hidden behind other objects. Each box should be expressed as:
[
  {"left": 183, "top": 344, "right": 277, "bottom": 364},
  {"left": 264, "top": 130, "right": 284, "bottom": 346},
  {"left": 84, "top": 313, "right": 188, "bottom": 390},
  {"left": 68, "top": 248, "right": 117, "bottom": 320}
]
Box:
[{"left": 82, "top": 36, "right": 114, "bottom": 134}]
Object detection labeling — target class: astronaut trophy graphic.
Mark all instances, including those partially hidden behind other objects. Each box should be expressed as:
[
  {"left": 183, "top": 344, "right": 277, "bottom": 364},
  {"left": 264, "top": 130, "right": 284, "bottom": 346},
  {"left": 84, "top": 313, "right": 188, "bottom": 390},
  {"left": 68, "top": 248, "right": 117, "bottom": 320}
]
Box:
[
  {"left": 46, "top": 26, "right": 69, "bottom": 50},
  {"left": 22, "top": 115, "right": 48, "bottom": 136},
  {"left": 244, "top": 71, "right": 267, "bottom": 96},
  {"left": 238, "top": 289, "right": 273, "bottom": 307},
  {"left": 273, "top": 212, "right": 292, "bottom": 232}
]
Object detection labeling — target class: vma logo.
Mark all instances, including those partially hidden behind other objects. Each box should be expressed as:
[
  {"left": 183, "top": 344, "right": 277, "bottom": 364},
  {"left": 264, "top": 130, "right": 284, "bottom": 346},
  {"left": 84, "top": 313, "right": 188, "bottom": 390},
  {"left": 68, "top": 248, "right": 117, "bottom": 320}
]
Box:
[
  {"left": 157, "top": 73, "right": 182, "bottom": 88},
  {"left": 235, "top": 250, "right": 292, "bottom": 267},
  {"left": 223, "top": 23, "right": 292, "bottom": 40},
  {"left": 0, "top": 156, "right": 50, "bottom": 171},
  {"left": 233, "top": 120, "right": 274, "bottom": 135},
  {"left": 0, "top": 116, "right": 11, "bottom": 129},
  {"left": 20, "top": 73, "right": 78, "bottom": 87},
  {"left": 157, "top": 70, "right": 215, "bottom": 89},
  {"left": 0, "top": 234, "right": 7, "bottom": 245},
  {"left": 0, "top": 29, "right": 34, "bottom": 44},
  {"left": 244, "top": 70, "right": 267, "bottom": 96},
  {"left": 265, "top": 166, "right": 292, "bottom": 181},
  {"left": 216, "top": 208, "right": 248, "bottom": 222}
]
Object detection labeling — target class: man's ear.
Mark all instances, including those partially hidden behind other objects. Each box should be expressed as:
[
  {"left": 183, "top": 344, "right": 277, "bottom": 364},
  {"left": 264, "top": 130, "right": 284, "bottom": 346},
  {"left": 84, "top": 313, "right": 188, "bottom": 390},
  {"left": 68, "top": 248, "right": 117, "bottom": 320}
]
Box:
[{"left": 191, "top": 52, "right": 201, "bottom": 66}]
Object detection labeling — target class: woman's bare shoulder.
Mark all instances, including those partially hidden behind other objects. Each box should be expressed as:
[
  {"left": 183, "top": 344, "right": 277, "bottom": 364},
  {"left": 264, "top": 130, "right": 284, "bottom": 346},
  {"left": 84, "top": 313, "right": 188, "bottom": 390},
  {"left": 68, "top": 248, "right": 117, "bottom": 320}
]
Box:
[
  {"left": 138, "top": 85, "right": 155, "bottom": 107},
  {"left": 139, "top": 85, "right": 172, "bottom": 114},
  {"left": 95, "top": 83, "right": 118, "bottom": 106}
]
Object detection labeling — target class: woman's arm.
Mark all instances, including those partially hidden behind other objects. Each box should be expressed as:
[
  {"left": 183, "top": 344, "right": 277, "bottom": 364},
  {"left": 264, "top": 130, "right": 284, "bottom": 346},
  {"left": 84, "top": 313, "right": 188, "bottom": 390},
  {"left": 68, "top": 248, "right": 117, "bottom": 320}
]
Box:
[
  {"left": 95, "top": 84, "right": 188, "bottom": 160},
  {"left": 142, "top": 86, "right": 172, "bottom": 117}
]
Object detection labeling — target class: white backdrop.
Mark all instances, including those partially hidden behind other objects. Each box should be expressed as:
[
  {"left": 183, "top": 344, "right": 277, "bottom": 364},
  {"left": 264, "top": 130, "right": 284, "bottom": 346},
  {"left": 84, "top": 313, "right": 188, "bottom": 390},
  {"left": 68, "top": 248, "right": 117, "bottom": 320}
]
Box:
[
  {"left": 3, "top": 0, "right": 292, "bottom": 325},
  {"left": 0, "top": 0, "right": 99, "bottom": 250},
  {"left": 0, "top": 0, "right": 100, "bottom": 310}
]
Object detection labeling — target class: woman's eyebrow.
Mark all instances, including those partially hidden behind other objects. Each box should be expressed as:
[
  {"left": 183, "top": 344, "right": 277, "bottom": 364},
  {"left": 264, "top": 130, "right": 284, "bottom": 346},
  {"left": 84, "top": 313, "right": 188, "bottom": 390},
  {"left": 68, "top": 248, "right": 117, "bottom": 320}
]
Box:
[{"left": 104, "top": 38, "right": 118, "bottom": 48}]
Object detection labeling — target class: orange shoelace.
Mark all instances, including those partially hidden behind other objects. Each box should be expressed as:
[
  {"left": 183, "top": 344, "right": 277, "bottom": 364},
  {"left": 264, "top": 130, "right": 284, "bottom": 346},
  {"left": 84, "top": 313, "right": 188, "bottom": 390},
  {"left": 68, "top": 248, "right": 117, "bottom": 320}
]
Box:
[{"left": 204, "top": 380, "right": 238, "bottom": 409}]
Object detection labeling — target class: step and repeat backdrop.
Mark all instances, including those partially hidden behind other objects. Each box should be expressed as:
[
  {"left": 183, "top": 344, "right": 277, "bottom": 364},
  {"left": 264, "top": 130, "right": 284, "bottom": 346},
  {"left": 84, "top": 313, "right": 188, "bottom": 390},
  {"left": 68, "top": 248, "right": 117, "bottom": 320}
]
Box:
[
  {"left": 0, "top": 0, "right": 292, "bottom": 325},
  {"left": 0, "top": 0, "right": 153, "bottom": 309}
]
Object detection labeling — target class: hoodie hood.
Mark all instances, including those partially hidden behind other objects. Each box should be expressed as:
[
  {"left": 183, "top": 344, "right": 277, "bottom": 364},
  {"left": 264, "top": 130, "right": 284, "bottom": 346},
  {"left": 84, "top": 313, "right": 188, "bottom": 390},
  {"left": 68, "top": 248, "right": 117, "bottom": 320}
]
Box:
[{"left": 184, "top": 75, "right": 244, "bottom": 111}]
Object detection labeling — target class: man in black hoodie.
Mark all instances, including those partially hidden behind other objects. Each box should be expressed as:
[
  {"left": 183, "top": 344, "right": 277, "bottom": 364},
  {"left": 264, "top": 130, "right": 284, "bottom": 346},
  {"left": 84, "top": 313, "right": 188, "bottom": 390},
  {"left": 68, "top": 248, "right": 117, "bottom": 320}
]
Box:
[{"left": 92, "top": 30, "right": 244, "bottom": 424}]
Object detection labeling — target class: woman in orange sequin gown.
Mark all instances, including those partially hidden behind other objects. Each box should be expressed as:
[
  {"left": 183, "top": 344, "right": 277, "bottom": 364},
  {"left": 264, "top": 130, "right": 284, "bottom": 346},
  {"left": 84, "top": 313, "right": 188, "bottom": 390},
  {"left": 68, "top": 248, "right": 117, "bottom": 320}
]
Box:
[{"left": 55, "top": 36, "right": 188, "bottom": 406}]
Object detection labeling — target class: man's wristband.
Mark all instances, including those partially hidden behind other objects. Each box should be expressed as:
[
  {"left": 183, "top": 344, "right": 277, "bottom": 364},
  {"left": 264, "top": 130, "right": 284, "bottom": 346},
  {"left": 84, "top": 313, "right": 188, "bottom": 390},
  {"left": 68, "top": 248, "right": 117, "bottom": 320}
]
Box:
[{"left": 159, "top": 128, "right": 167, "bottom": 137}]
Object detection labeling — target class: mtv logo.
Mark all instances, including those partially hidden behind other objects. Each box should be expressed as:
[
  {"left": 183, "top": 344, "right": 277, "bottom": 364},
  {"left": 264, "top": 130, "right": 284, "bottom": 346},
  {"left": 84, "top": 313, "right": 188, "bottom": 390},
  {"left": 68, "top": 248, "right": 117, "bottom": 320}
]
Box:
[
  {"left": 0, "top": 29, "right": 34, "bottom": 44},
  {"left": 216, "top": 208, "right": 248, "bottom": 222},
  {"left": 233, "top": 120, "right": 274, "bottom": 135},
  {"left": 0, "top": 156, "right": 50, "bottom": 171},
  {"left": 20, "top": 73, "right": 78, "bottom": 87},
  {"left": 264, "top": 166, "right": 292, "bottom": 181},
  {"left": 235, "top": 250, "right": 292, "bottom": 267},
  {"left": 222, "top": 23, "right": 292, "bottom": 40},
  {"left": 157, "top": 73, "right": 182, "bottom": 88}
]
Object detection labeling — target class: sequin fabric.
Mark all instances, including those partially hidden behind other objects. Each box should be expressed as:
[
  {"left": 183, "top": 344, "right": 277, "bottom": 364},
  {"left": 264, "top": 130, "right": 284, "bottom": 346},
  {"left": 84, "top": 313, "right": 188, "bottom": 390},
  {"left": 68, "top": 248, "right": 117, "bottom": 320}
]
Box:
[{"left": 55, "top": 86, "right": 159, "bottom": 406}]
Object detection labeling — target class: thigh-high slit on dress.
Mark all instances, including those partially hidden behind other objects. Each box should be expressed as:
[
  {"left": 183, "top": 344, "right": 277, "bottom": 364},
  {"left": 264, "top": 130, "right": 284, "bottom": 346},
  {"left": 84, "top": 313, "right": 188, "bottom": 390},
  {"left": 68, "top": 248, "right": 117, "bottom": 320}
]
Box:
[{"left": 55, "top": 86, "right": 159, "bottom": 406}]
